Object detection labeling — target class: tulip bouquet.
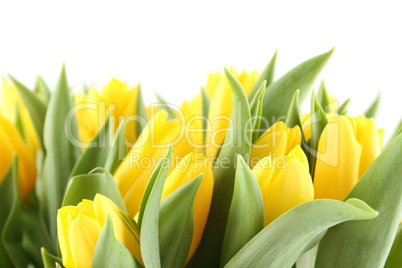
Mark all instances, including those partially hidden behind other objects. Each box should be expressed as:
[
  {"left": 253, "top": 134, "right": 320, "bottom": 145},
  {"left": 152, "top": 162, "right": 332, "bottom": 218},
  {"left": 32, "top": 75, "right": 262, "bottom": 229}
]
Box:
[{"left": 1, "top": 48, "right": 402, "bottom": 268}]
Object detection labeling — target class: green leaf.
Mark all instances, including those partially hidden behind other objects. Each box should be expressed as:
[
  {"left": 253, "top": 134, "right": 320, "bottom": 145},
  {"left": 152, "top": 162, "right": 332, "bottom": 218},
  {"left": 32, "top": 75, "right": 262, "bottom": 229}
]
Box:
[
  {"left": 139, "top": 145, "right": 173, "bottom": 268},
  {"left": 41, "top": 247, "right": 63, "bottom": 268},
  {"left": 14, "top": 104, "right": 26, "bottom": 141},
  {"left": 40, "top": 65, "right": 81, "bottom": 245},
  {"left": 248, "top": 49, "right": 277, "bottom": 101},
  {"left": 9, "top": 76, "right": 47, "bottom": 149},
  {"left": 315, "top": 133, "right": 402, "bottom": 268},
  {"left": 365, "top": 92, "right": 381, "bottom": 119},
  {"left": 92, "top": 215, "right": 139, "bottom": 268},
  {"left": 225, "top": 198, "right": 378, "bottom": 268},
  {"left": 154, "top": 91, "right": 176, "bottom": 120},
  {"left": 385, "top": 224, "right": 402, "bottom": 268},
  {"left": 136, "top": 84, "right": 148, "bottom": 139},
  {"left": 105, "top": 117, "right": 129, "bottom": 174},
  {"left": 384, "top": 118, "right": 402, "bottom": 150},
  {"left": 249, "top": 80, "right": 266, "bottom": 143},
  {"left": 285, "top": 89, "right": 301, "bottom": 128},
  {"left": 1, "top": 157, "right": 29, "bottom": 267},
  {"left": 336, "top": 98, "right": 351, "bottom": 115},
  {"left": 188, "top": 68, "right": 252, "bottom": 267},
  {"left": 69, "top": 116, "right": 112, "bottom": 178},
  {"left": 159, "top": 174, "right": 202, "bottom": 268},
  {"left": 35, "top": 76, "right": 51, "bottom": 103},
  {"left": 220, "top": 155, "right": 264, "bottom": 266},
  {"left": 260, "top": 48, "right": 334, "bottom": 132},
  {"left": 0, "top": 164, "right": 15, "bottom": 267},
  {"left": 62, "top": 168, "right": 127, "bottom": 213},
  {"left": 21, "top": 205, "right": 56, "bottom": 266},
  {"left": 201, "top": 87, "right": 210, "bottom": 134},
  {"left": 317, "top": 80, "right": 330, "bottom": 113},
  {"left": 308, "top": 90, "right": 328, "bottom": 175}
]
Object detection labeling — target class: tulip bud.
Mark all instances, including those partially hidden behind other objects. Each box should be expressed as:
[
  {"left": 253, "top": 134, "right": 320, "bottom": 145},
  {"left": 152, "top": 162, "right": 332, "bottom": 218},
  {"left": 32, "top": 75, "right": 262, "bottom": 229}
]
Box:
[
  {"left": 57, "top": 194, "right": 142, "bottom": 268},
  {"left": 0, "top": 114, "right": 36, "bottom": 198},
  {"left": 74, "top": 78, "right": 139, "bottom": 145},
  {"left": 249, "top": 121, "right": 301, "bottom": 169},
  {"left": 162, "top": 152, "right": 214, "bottom": 261},
  {"left": 252, "top": 145, "right": 313, "bottom": 226},
  {"left": 114, "top": 110, "right": 202, "bottom": 216},
  {"left": 314, "top": 115, "right": 381, "bottom": 200}
]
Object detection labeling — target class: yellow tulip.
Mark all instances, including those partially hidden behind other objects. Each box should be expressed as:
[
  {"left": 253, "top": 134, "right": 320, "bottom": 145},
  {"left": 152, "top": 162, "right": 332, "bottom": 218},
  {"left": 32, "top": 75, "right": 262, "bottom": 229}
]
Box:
[
  {"left": 249, "top": 121, "right": 301, "bottom": 169},
  {"left": 300, "top": 112, "right": 338, "bottom": 141},
  {"left": 1, "top": 80, "right": 40, "bottom": 153},
  {"left": 0, "top": 114, "right": 37, "bottom": 198},
  {"left": 203, "top": 68, "right": 259, "bottom": 159},
  {"left": 252, "top": 145, "right": 313, "bottom": 226},
  {"left": 162, "top": 152, "right": 214, "bottom": 262},
  {"left": 314, "top": 115, "right": 381, "bottom": 200},
  {"left": 74, "top": 78, "right": 139, "bottom": 145},
  {"left": 57, "top": 194, "right": 142, "bottom": 268},
  {"left": 114, "top": 110, "right": 202, "bottom": 216}
]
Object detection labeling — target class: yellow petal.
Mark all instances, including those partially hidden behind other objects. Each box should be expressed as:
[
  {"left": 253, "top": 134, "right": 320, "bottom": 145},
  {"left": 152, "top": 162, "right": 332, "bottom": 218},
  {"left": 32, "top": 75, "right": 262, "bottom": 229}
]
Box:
[
  {"left": 314, "top": 116, "right": 362, "bottom": 200},
  {"left": 252, "top": 156, "right": 275, "bottom": 200},
  {"left": 0, "top": 115, "right": 36, "bottom": 198},
  {"left": 162, "top": 153, "right": 214, "bottom": 261},
  {"left": 69, "top": 214, "right": 102, "bottom": 268},
  {"left": 57, "top": 206, "right": 76, "bottom": 268},
  {"left": 264, "top": 158, "right": 313, "bottom": 226},
  {"left": 93, "top": 194, "right": 142, "bottom": 264}
]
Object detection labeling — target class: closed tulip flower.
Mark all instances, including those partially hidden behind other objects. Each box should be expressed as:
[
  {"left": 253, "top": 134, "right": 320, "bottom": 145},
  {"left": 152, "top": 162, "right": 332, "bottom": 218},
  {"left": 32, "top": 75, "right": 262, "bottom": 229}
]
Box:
[
  {"left": 0, "top": 114, "right": 36, "bottom": 198},
  {"left": 114, "top": 110, "right": 202, "bottom": 216},
  {"left": 162, "top": 152, "right": 214, "bottom": 261},
  {"left": 314, "top": 115, "right": 382, "bottom": 200},
  {"left": 74, "top": 78, "right": 139, "bottom": 145},
  {"left": 252, "top": 145, "right": 314, "bottom": 226},
  {"left": 57, "top": 194, "right": 142, "bottom": 268},
  {"left": 249, "top": 121, "right": 301, "bottom": 169}
]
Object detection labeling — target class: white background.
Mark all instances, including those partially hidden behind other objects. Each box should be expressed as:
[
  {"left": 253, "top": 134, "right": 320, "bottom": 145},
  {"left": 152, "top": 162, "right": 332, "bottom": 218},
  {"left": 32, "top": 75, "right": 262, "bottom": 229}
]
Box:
[{"left": 0, "top": 1, "right": 401, "bottom": 140}]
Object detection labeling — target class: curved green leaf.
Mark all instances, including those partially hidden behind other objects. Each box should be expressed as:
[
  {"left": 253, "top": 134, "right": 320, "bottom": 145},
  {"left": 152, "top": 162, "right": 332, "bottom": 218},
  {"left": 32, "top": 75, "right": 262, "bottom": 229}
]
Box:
[
  {"left": 1, "top": 157, "right": 29, "bottom": 267},
  {"left": 201, "top": 87, "right": 210, "bottom": 134},
  {"left": 316, "top": 133, "right": 402, "bottom": 268},
  {"left": 225, "top": 198, "right": 378, "bottom": 268},
  {"left": 285, "top": 89, "right": 301, "bottom": 128},
  {"left": 317, "top": 80, "right": 330, "bottom": 113},
  {"left": 41, "top": 247, "right": 63, "bottom": 268},
  {"left": 9, "top": 76, "right": 47, "bottom": 149},
  {"left": 159, "top": 174, "right": 202, "bottom": 268},
  {"left": 105, "top": 117, "right": 129, "bottom": 174},
  {"left": 40, "top": 65, "right": 81, "bottom": 245},
  {"left": 154, "top": 91, "right": 176, "bottom": 120},
  {"left": 92, "top": 215, "right": 139, "bottom": 268},
  {"left": 220, "top": 155, "right": 264, "bottom": 266},
  {"left": 249, "top": 80, "right": 266, "bottom": 143},
  {"left": 385, "top": 224, "right": 402, "bottom": 268},
  {"left": 188, "top": 68, "right": 252, "bottom": 267},
  {"left": 136, "top": 84, "right": 148, "bottom": 138},
  {"left": 62, "top": 168, "right": 126, "bottom": 213},
  {"left": 337, "top": 98, "right": 351, "bottom": 115},
  {"left": 69, "top": 116, "right": 112, "bottom": 178},
  {"left": 365, "top": 92, "right": 381, "bottom": 119},
  {"left": 248, "top": 49, "right": 277, "bottom": 101},
  {"left": 0, "top": 163, "right": 15, "bottom": 267},
  {"left": 139, "top": 145, "right": 173, "bottom": 268},
  {"left": 308, "top": 90, "right": 328, "bottom": 175},
  {"left": 260, "top": 48, "right": 334, "bottom": 132},
  {"left": 384, "top": 118, "right": 402, "bottom": 150},
  {"left": 35, "top": 76, "right": 51, "bottom": 103}
]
